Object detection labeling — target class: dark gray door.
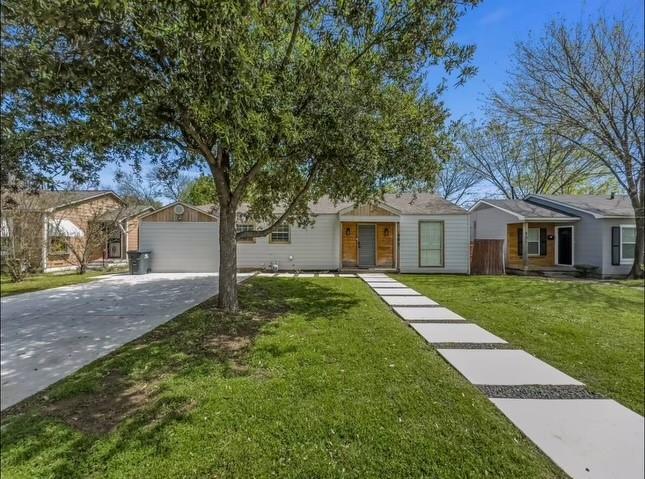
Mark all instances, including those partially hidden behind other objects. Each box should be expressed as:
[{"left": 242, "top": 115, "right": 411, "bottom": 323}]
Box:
[
  {"left": 358, "top": 225, "right": 376, "bottom": 267},
  {"left": 557, "top": 227, "right": 573, "bottom": 265}
]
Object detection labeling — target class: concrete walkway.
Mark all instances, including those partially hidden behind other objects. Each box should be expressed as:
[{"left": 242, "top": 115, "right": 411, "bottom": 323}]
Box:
[
  {"left": 358, "top": 273, "right": 644, "bottom": 479},
  {"left": 1, "top": 272, "right": 252, "bottom": 410}
]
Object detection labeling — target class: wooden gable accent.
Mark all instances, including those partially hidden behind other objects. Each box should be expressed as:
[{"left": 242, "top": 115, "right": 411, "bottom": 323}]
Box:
[
  {"left": 343, "top": 204, "right": 396, "bottom": 216},
  {"left": 506, "top": 223, "right": 555, "bottom": 268},
  {"left": 141, "top": 204, "right": 216, "bottom": 222},
  {"left": 341, "top": 222, "right": 358, "bottom": 267},
  {"left": 341, "top": 221, "right": 395, "bottom": 268}
]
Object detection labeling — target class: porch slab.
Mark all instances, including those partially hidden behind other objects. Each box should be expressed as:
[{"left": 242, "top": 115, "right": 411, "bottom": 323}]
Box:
[
  {"left": 411, "top": 323, "right": 507, "bottom": 344},
  {"left": 373, "top": 288, "right": 420, "bottom": 296},
  {"left": 363, "top": 277, "right": 398, "bottom": 282},
  {"left": 437, "top": 349, "right": 583, "bottom": 385},
  {"left": 358, "top": 273, "right": 388, "bottom": 279},
  {"left": 491, "top": 399, "right": 644, "bottom": 479},
  {"left": 380, "top": 296, "right": 438, "bottom": 306},
  {"left": 365, "top": 282, "right": 406, "bottom": 288},
  {"left": 393, "top": 307, "right": 464, "bottom": 321}
]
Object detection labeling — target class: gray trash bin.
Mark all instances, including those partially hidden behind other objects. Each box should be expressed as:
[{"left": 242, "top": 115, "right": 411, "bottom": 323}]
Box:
[{"left": 127, "top": 251, "right": 152, "bottom": 275}]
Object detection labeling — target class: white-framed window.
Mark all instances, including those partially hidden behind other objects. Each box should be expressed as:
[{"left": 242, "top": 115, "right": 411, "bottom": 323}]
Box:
[
  {"left": 620, "top": 225, "right": 636, "bottom": 263},
  {"left": 419, "top": 221, "right": 443, "bottom": 267},
  {"left": 270, "top": 224, "right": 290, "bottom": 243},
  {"left": 527, "top": 228, "right": 541, "bottom": 256},
  {"left": 236, "top": 224, "right": 255, "bottom": 243}
]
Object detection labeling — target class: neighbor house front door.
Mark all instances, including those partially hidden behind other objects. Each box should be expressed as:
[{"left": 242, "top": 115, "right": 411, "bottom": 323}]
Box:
[
  {"left": 358, "top": 224, "right": 376, "bottom": 267},
  {"left": 557, "top": 227, "right": 573, "bottom": 265}
]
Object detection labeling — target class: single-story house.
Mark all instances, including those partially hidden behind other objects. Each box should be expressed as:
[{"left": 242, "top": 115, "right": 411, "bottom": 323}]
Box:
[
  {"left": 138, "top": 193, "right": 470, "bottom": 274},
  {"left": 469, "top": 194, "right": 637, "bottom": 277},
  {"left": 1, "top": 190, "right": 153, "bottom": 272}
]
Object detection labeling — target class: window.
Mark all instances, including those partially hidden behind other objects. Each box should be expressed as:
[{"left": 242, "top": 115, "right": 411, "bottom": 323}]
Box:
[
  {"left": 237, "top": 224, "right": 255, "bottom": 243},
  {"left": 270, "top": 224, "right": 290, "bottom": 243},
  {"left": 620, "top": 225, "right": 636, "bottom": 263},
  {"left": 48, "top": 236, "right": 70, "bottom": 255},
  {"left": 419, "top": 221, "right": 443, "bottom": 267},
  {"left": 527, "top": 228, "right": 541, "bottom": 255}
]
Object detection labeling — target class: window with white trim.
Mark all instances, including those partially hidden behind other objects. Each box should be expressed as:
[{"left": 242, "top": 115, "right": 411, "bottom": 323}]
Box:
[
  {"left": 419, "top": 221, "right": 443, "bottom": 267},
  {"left": 527, "top": 228, "right": 541, "bottom": 255},
  {"left": 236, "top": 224, "right": 255, "bottom": 243},
  {"left": 620, "top": 225, "right": 636, "bottom": 263},
  {"left": 270, "top": 224, "right": 290, "bottom": 243}
]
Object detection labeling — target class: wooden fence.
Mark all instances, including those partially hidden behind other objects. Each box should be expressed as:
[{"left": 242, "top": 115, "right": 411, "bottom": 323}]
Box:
[{"left": 470, "top": 239, "right": 505, "bottom": 275}]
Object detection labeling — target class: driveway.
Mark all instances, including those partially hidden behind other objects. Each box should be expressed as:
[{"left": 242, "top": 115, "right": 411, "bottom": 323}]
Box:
[{"left": 1, "top": 272, "right": 252, "bottom": 410}]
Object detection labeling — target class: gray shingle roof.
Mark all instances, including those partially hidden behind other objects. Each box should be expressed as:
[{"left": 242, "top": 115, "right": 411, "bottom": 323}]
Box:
[
  {"left": 95, "top": 205, "right": 154, "bottom": 221},
  {"left": 475, "top": 199, "right": 576, "bottom": 219},
  {"left": 528, "top": 194, "right": 634, "bottom": 218},
  {"left": 1, "top": 190, "right": 121, "bottom": 211},
  {"left": 197, "top": 193, "right": 466, "bottom": 216}
]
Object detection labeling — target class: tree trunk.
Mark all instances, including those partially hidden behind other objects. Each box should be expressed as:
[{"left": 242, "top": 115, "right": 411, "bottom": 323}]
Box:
[
  {"left": 628, "top": 193, "right": 644, "bottom": 279},
  {"left": 218, "top": 206, "right": 239, "bottom": 311}
]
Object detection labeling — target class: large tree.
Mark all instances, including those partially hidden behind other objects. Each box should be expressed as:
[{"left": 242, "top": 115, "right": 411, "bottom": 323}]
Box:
[
  {"left": 2, "top": 0, "right": 479, "bottom": 310},
  {"left": 491, "top": 17, "right": 644, "bottom": 278}
]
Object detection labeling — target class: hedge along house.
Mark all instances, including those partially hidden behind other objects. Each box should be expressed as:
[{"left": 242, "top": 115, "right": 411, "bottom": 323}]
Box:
[
  {"left": 0, "top": 190, "right": 153, "bottom": 272},
  {"left": 470, "top": 194, "right": 637, "bottom": 277},
  {"left": 138, "top": 194, "right": 470, "bottom": 274}
]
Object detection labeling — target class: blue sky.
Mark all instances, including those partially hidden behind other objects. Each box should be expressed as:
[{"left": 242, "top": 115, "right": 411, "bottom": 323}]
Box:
[{"left": 99, "top": 0, "right": 644, "bottom": 192}]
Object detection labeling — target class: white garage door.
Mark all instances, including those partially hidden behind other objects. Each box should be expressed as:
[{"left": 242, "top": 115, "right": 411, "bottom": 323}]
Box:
[{"left": 139, "top": 222, "right": 219, "bottom": 272}]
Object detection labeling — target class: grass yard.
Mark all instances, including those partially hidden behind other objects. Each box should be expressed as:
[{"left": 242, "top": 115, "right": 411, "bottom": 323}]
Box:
[
  {"left": 1, "top": 278, "right": 564, "bottom": 478},
  {"left": 0, "top": 271, "right": 121, "bottom": 297},
  {"left": 394, "top": 274, "right": 645, "bottom": 415}
]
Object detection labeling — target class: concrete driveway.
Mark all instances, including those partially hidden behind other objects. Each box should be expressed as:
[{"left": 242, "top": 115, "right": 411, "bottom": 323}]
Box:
[{"left": 1, "top": 272, "right": 252, "bottom": 410}]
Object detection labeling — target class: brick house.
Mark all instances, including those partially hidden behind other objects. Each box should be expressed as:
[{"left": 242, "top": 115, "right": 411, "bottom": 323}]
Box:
[{"left": 1, "top": 190, "right": 153, "bottom": 272}]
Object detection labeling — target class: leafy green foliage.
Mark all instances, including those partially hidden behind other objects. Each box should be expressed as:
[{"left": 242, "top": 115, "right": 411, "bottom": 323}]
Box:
[
  {"left": 3, "top": 0, "right": 478, "bottom": 219},
  {"left": 180, "top": 176, "right": 217, "bottom": 206}
]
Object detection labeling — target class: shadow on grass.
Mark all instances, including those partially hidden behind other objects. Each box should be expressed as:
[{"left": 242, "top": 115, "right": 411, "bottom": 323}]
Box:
[{"left": 0, "top": 278, "right": 360, "bottom": 475}]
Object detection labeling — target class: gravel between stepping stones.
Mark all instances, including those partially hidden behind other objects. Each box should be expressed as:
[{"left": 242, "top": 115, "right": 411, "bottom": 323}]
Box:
[{"left": 478, "top": 384, "right": 602, "bottom": 400}]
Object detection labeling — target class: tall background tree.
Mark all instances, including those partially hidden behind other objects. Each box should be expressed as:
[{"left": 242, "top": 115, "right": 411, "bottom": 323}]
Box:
[
  {"left": 491, "top": 17, "right": 644, "bottom": 278},
  {"left": 3, "top": 0, "right": 479, "bottom": 309}
]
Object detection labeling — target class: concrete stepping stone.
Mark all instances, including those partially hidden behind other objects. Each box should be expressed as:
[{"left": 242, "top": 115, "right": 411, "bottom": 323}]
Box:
[
  {"left": 393, "top": 306, "right": 464, "bottom": 321},
  {"left": 317, "top": 273, "right": 336, "bottom": 277},
  {"left": 276, "top": 273, "right": 294, "bottom": 277},
  {"left": 437, "top": 349, "right": 583, "bottom": 385},
  {"left": 358, "top": 274, "right": 387, "bottom": 279},
  {"left": 337, "top": 273, "right": 356, "bottom": 277},
  {"left": 257, "top": 273, "right": 276, "bottom": 277},
  {"left": 363, "top": 277, "right": 397, "bottom": 282},
  {"left": 373, "top": 287, "right": 420, "bottom": 296},
  {"left": 381, "top": 296, "right": 438, "bottom": 306},
  {"left": 365, "top": 282, "right": 406, "bottom": 288},
  {"left": 297, "top": 273, "right": 315, "bottom": 277},
  {"left": 491, "top": 399, "right": 644, "bottom": 479},
  {"left": 412, "top": 323, "right": 506, "bottom": 344}
]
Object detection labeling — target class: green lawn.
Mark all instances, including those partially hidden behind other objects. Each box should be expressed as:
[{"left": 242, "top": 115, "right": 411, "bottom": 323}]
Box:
[
  {"left": 0, "top": 271, "right": 121, "bottom": 297},
  {"left": 1, "top": 278, "right": 564, "bottom": 478},
  {"left": 394, "top": 274, "right": 645, "bottom": 415}
]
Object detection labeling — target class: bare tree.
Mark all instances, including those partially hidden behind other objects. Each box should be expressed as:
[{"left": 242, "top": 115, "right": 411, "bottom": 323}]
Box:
[
  {"left": 113, "top": 169, "right": 161, "bottom": 207},
  {"left": 491, "top": 17, "right": 644, "bottom": 277},
  {"left": 459, "top": 121, "right": 605, "bottom": 199},
  {"left": 50, "top": 203, "right": 125, "bottom": 274},
  {"left": 435, "top": 156, "right": 481, "bottom": 206},
  {"left": 0, "top": 194, "right": 44, "bottom": 282}
]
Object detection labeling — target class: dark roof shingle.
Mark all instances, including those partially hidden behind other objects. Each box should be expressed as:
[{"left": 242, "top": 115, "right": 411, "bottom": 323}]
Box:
[
  {"left": 528, "top": 194, "right": 634, "bottom": 218},
  {"left": 474, "top": 199, "right": 576, "bottom": 219}
]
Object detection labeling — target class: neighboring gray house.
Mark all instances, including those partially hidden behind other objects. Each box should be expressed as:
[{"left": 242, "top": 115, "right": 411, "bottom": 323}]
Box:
[
  {"left": 470, "top": 194, "right": 637, "bottom": 277},
  {"left": 138, "top": 194, "right": 471, "bottom": 274}
]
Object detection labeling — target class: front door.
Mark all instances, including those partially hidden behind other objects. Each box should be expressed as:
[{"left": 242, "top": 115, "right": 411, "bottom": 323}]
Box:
[
  {"left": 557, "top": 227, "right": 573, "bottom": 265},
  {"left": 358, "top": 224, "right": 376, "bottom": 267}
]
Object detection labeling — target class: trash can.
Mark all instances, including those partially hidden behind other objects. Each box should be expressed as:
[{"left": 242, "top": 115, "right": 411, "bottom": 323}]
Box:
[{"left": 127, "top": 250, "right": 152, "bottom": 275}]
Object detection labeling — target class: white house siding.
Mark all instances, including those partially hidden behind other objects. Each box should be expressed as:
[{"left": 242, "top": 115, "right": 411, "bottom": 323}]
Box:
[
  {"left": 398, "top": 215, "right": 470, "bottom": 274},
  {"left": 236, "top": 215, "right": 340, "bottom": 271},
  {"left": 470, "top": 205, "right": 517, "bottom": 240}
]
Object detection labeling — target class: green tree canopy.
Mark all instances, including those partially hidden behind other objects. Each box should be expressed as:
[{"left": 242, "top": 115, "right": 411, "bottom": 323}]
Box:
[
  {"left": 3, "top": 0, "right": 479, "bottom": 309},
  {"left": 180, "top": 176, "right": 218, "bottom": 206}
]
